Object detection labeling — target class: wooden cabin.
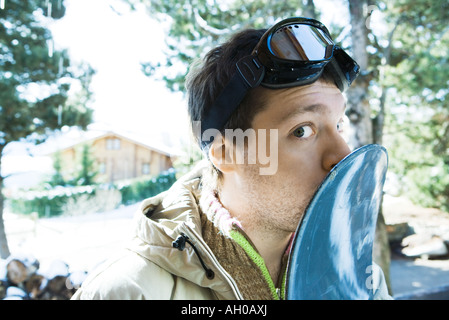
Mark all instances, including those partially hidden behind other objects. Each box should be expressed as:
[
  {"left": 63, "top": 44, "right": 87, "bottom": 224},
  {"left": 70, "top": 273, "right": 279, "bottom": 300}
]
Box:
[{"left": 56, "top": 130, "right": 175, "bottom": 184}]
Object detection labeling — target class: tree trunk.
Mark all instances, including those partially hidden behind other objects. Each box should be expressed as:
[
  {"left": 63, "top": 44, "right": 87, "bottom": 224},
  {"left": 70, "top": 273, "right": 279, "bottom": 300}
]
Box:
[
  {"left": 347, "top": 0, "right": 392, "bottom": 294},
  {"left": 303, "top": 0, "right": 318, "bottom": 19},
  {"left": 347, "top": 0, "right": 372, "bottom": 148},
  {"left": 0, "top": 158, "right": 11, "bottom": 259}
]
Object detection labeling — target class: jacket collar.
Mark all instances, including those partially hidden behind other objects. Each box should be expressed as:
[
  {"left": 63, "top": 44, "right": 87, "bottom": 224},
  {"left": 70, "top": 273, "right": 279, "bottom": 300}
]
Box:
[{"left": 129, "top": 162, "right": 243, "bottom": 299}]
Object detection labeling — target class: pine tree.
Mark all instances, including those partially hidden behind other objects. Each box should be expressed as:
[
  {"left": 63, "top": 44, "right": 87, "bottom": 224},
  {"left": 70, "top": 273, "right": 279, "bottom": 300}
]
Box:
[
  {"left": 0, "top": 0, "right": 95, "bottom": 258},
  {"left": 50, "top": 150, "right": 66, "bottom": 186},
  {"left": 75, "top": 143, "right": 98, "bottom": 186}
]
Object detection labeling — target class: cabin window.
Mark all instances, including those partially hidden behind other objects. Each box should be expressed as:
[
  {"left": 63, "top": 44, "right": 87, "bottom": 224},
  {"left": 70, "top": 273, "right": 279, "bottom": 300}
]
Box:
[
  {"left": 99, "top": 162, "right": 106, "bottom": 174},
  {"left": 142, "top": 163, "right": 150, "bottom": 174},
  {"left": 106, "top": 138, "right": 121, "bottom": 150}
]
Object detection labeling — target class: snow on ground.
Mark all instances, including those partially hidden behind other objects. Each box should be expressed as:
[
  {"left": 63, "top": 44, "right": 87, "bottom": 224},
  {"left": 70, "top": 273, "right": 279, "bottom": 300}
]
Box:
[{"left": 4, "top": 203, "right": 140, "bottom": 272}]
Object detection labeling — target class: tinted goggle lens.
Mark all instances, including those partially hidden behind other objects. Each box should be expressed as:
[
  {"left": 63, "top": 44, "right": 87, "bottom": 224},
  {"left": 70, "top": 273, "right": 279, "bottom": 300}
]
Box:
[{"left": 268, "top": 24, "right": 334, "bottom": 61}]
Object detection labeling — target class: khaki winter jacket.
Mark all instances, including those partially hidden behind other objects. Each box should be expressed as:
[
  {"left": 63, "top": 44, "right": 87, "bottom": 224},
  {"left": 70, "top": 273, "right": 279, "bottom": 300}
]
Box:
[
  {"left": 72, "top": 164, "right": 254, "bottom": 300},
  {"left": 72, "top": 162, "right": 391, "bottom": 300}
]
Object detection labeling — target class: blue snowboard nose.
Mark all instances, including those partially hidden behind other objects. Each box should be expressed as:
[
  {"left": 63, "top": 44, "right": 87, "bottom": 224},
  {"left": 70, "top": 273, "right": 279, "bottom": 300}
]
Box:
[{"left": 285, "top": 144, "right": 388, "bottom": 300}]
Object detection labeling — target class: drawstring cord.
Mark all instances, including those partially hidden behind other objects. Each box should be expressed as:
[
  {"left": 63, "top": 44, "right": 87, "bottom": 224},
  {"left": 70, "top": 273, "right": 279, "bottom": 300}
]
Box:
[{"left": 172, "top": 233, "right": 215, "bottom": 280}]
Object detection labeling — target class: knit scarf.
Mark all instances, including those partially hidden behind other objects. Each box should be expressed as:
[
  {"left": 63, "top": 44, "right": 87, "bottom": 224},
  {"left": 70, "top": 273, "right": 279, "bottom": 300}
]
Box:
[{"left": 199, "top": 190, "right": 284, "bottom": 300}]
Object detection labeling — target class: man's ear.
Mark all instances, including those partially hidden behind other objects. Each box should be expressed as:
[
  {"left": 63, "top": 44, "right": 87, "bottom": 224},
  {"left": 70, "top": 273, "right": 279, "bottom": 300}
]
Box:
[{"left": 208, "top": 134, "right": 235, "bottom": 174}]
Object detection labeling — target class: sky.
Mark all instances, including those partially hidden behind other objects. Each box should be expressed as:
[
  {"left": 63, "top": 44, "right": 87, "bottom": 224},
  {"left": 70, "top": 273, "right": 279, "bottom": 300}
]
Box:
[{"left": 48, "top": 0, "right": 189, "bottom": 149}]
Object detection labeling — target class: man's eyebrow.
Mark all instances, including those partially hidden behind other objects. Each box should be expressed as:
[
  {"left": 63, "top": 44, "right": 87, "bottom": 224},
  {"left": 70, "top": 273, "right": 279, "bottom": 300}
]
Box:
[
  {"left": 276, "top": 102, "right": 347, "bottom": 125},
  {"left": 276, "top": 104, "right": 327, "bottom": 125}
]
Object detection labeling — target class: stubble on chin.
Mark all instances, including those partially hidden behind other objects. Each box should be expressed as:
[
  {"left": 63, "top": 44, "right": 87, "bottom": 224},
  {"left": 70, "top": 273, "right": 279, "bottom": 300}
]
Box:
[{"left": 238, "top": 166, "right": 319, "bottom": 235}]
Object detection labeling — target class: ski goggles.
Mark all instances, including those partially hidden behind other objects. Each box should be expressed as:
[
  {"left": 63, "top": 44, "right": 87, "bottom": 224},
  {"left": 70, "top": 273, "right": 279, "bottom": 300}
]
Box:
[{"left": 200, "top": 17, "right": 360, "bottom": 149}]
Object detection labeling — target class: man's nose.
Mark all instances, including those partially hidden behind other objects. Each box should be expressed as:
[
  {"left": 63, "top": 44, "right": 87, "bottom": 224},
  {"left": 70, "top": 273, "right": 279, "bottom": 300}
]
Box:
[{"left": 321, "top": 133, "right": 351, "bottom": 172}]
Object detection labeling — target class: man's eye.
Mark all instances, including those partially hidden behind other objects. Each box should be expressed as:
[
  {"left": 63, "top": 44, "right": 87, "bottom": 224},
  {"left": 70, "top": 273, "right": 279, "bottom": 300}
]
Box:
[{"left": 293, "top": 125, "right": 313, "bottom": 138}]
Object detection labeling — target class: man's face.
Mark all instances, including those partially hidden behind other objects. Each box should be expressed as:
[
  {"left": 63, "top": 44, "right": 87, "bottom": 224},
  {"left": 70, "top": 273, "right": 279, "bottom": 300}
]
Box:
[{"left": 234, "top": 80, "right": 351, "bottom": 233}]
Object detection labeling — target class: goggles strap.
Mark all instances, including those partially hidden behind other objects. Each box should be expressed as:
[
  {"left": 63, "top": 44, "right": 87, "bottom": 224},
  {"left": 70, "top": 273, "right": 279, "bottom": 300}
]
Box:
[
  {"left": 200, "top": 56, "right": 264, "bottom": 149},
  {"left": 324, "top": 58, "right": 347, "bottom": 92},
  {"left": 325, "top": 46, "right": 360, "bottom": 92}
]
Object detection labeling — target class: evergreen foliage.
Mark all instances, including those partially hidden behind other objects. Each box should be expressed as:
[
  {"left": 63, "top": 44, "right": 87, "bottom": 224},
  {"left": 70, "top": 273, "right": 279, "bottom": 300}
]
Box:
[
  {"left": 0, "top": 0, "right": 95, "bottom": 257},
  {"left": 8, "top": 169, "right": 177, "bottom": 217}
]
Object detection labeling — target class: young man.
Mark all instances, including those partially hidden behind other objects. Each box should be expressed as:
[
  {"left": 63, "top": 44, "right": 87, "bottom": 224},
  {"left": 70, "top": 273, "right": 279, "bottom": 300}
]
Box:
[{"left": 72, "top": 17, "right": 390, "bottom": 300}]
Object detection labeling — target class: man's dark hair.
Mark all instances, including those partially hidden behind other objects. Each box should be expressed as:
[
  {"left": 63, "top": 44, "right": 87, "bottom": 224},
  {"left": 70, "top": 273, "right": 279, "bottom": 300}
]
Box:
[{"left": 186, "top": 29, "right": 268, "bottom": 146}]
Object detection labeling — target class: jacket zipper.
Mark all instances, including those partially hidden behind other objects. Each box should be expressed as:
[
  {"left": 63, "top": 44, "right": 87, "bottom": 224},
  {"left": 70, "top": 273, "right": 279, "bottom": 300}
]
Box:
[
  {"left": 178, "top": 223, "right": 244, "bottom": 300},
  {"left": 173, "top": 232, "right": 215, "bottom": 280}
]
